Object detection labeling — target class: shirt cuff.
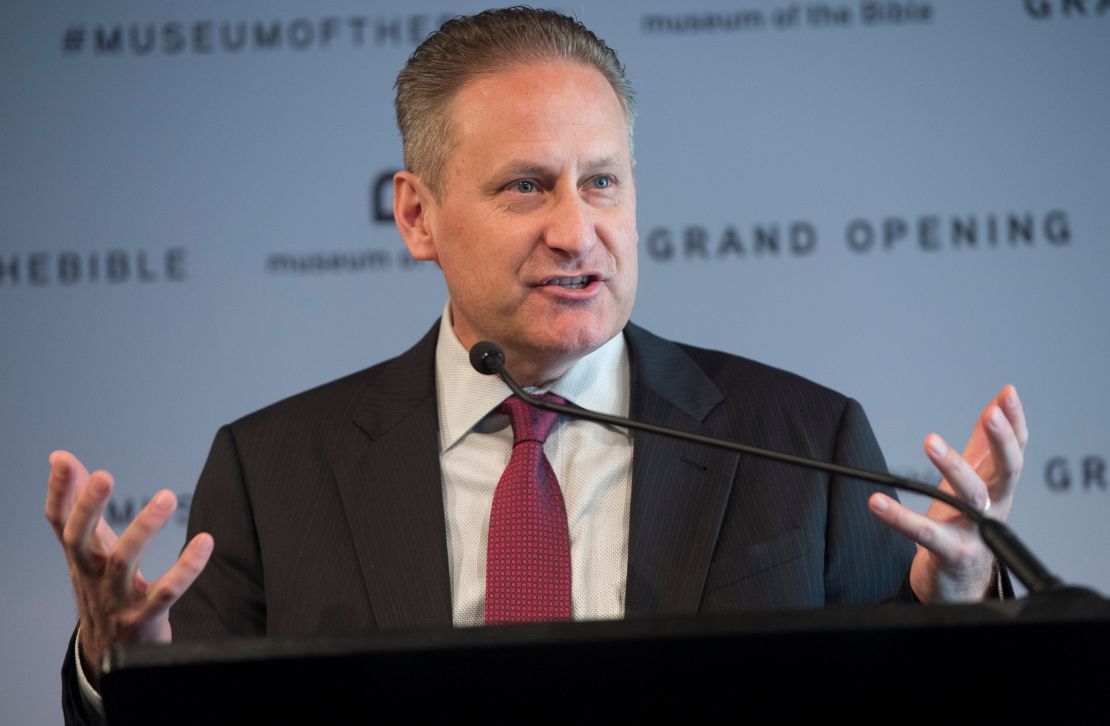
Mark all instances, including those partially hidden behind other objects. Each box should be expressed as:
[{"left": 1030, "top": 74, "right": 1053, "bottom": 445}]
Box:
[{"left": 74, "top": 625, "right": 106, "bottom": 717}]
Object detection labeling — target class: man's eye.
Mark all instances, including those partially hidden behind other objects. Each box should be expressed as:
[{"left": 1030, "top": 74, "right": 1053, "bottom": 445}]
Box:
[
  {"left": 513, "top": 180, "right": 536, "bottom": 193},
  {"left": 590, "top": 176, "right": 613, "bottom": 189}
]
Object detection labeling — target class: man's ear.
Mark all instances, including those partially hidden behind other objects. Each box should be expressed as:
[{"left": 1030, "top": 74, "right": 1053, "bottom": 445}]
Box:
[{"left": 394, "top": 171, "right": 439, "bottom": 262}]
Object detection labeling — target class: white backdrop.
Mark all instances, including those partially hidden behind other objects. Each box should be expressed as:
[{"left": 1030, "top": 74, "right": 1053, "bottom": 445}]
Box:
[{"left": 2, "top": 1, "right": 1107, "bottom": 722}]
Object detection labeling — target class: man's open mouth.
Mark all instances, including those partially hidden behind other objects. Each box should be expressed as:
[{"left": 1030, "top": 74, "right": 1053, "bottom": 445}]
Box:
[{"left": 542, "top": 275, "right": 594, "bottom": 290}]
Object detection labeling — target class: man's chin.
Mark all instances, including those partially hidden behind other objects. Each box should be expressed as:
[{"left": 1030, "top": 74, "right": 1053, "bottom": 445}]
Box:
[
  {"left": 539, "top": 320, "right": 621, "bottom": 353},
  {"left": 498, "top": 325, "right": 619, "bottom": 383}
]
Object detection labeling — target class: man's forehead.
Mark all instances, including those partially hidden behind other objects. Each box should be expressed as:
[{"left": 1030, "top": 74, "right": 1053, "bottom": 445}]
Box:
[
  {"left": 452, "top": 62, "right": 627, "bottom": 131},
  {"left": 459, "top": 59, "right": 616, "bottom": 100}
]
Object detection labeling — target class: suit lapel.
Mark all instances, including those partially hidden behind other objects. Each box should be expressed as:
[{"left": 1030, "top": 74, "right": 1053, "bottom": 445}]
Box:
[
  {"left": 623, "top": 324, "right": 741, "bottom": 618},
  {"left": 331, "top": 323, "right": 454, "bottom": 630},
  {"left": 328, "top": 320, "right": 739, "bottom": 626}
]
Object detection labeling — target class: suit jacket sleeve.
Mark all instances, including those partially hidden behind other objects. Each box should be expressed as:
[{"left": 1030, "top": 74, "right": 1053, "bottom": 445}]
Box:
[
  {"left": 171, "top": 424, "right": 267, "bottom": 641},
  {"left": 61, "top": 628, "right": 106, "bottom": 726},
  {"left": 824, "top": 398, "right": 917, "bottom": 605}
]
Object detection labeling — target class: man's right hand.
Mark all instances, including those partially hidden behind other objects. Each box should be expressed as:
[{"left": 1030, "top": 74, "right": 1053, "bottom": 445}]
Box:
[{"left": 45, "top": 450, "right": 213, "bottom": 685}]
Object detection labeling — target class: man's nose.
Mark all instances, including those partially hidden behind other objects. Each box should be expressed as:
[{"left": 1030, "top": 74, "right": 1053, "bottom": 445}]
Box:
[{"left": 543, "top": 189, "right": 597, "bottom": 260}]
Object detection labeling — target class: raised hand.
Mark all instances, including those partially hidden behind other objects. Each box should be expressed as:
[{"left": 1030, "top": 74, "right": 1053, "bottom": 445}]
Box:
[
  {"left": 868, "top": 385, "right": 1027, "bottom": 603},
  {"left": 45, "top": 450, "right": 213, "bottom": 684}
]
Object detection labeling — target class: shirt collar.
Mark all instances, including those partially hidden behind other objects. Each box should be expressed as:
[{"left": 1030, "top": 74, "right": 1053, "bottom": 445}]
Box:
[{"left": 434, "top": 301, "right": 631, "bottom": 454}]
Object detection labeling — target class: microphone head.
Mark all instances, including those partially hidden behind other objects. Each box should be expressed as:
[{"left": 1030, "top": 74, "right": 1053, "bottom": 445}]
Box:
[{"left": 469, "top": 341, "right": 505, "bottom": 376}]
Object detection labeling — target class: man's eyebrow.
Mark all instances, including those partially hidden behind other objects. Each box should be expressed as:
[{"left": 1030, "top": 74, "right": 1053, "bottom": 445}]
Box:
[
  {"left": 491, "top": 162, "right": 552, "bottom": 179},
  {"left": 490, "top": 155, "right": 626, "bottom": 180}
]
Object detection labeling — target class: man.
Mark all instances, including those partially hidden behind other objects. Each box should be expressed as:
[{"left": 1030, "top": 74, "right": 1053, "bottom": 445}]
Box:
[{"left": 48, "top": 7, "right": 1026, "bottom": 721}]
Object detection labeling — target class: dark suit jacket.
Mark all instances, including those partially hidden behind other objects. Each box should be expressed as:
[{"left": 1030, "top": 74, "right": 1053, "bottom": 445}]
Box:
[
  {"left": 170, "top": 320, "right": 914, "bottom": 639},
  {"left": 63, "top": 321, "right": 914, "bottom": 720}
]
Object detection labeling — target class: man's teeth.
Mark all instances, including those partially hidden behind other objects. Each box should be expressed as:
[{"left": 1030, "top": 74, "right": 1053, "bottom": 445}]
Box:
[{"left": 545, "top": 276, "right": 590, "bottom": 289}]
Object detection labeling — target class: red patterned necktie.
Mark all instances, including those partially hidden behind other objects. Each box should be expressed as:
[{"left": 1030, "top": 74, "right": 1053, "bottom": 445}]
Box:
[{"left": 484, "top": 393, "right": 571, "bottom": 625}]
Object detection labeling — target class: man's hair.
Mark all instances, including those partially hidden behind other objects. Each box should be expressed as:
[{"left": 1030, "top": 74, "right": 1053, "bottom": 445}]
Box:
[{"left": 395, "top": 6, "right": 634, "bottom": 199}]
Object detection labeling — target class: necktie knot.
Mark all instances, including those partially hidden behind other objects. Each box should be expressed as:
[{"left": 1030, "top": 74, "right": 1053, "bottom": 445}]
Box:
[{"left": 498, "top": 393, "right": 566, "bottom": 445}]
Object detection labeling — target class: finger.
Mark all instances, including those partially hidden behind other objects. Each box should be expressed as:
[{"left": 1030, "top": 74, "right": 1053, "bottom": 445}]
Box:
[
  {"left": 62, "top": 470, "right": 115, "bottom": 576},
  {"left": 981, "top": 403, "right": 1024, "bottom": 490},
  {"left": 137, "top": 533, "right": 214, "bottom": 622},
  {"left": 869, "top": 493, "right": 975, "bottom": 567},
  {"left": 106, "top": 490, "right": 178, "bottom": 600},
  {"left": 45, "top": 450, "right": 90, "bottom": 539},
  {"left": 925, "top": 435, "right": 989, "bottom": 513},
  {"left": 999, "top": 384, "right": 1028, "bottom": 450},
  {"left": 95, "top": 517, "right": 119, "bottom": 551}
]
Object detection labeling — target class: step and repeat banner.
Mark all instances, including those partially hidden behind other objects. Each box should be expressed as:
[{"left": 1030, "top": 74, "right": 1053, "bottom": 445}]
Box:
[{"left": 2, "top": 1, "right": 1107, "bottom": 721}]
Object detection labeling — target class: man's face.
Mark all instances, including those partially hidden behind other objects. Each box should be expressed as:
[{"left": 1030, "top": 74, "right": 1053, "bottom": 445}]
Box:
[{"left": 410, "top": 61, "right": 638, "bottom": 382}]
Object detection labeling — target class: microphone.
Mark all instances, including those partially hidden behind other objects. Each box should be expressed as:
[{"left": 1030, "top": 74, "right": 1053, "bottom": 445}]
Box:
[
  {"left": 469, "top": 340, "right": 1065, "bottom": 596},
  {"left": 468, "top": 340, "right": 506, "bottom": 376}
]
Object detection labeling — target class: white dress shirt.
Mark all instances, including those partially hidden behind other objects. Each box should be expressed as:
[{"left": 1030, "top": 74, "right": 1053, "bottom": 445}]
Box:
[{"left": 434, "top": 305, "right": 633, "bottom": 627}]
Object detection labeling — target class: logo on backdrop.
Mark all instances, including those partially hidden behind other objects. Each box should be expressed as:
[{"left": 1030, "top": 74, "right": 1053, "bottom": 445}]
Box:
[
  {"left": 265, "top": 249, "right": 429, "bottom": 274},
  {"left": 1045, "top": 455, "right": 1107, "bottom": 493},
  {"left": 371, "top": 169, "right": 399, "bottom": 225},
  {"left": 645, "top": 209, "right": 1071, "bottom": 263},
  {"left": 1024, "top": 0, "right": 1110, "bottom": 19},
  {"left": 262, "top": 167, "right": 424, "bottom": 275},
  {"left": 60, "top": 14, "right": 454, "bottom": 56},
  {"left": 0, "top": 248, "right": 186, "bottom": 287},
  {"left": 641, "top": 1, "right": 935, "bottom": 33}
]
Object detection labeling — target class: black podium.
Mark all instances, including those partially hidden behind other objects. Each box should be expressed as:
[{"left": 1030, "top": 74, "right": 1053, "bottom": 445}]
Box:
[{"left": 102, "top": 600, "right": 1110, "bottom": 723}]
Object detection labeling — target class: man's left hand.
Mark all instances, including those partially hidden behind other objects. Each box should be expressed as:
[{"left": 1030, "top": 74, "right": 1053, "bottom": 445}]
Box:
[{"left": 868, "top": 385, "right": 1027, "bottom": 603}]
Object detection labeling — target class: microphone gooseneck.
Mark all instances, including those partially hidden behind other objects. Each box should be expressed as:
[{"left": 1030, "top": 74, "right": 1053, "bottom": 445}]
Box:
[{"left": 467, "top": 340, "right": 1064, "bottom": 594}]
